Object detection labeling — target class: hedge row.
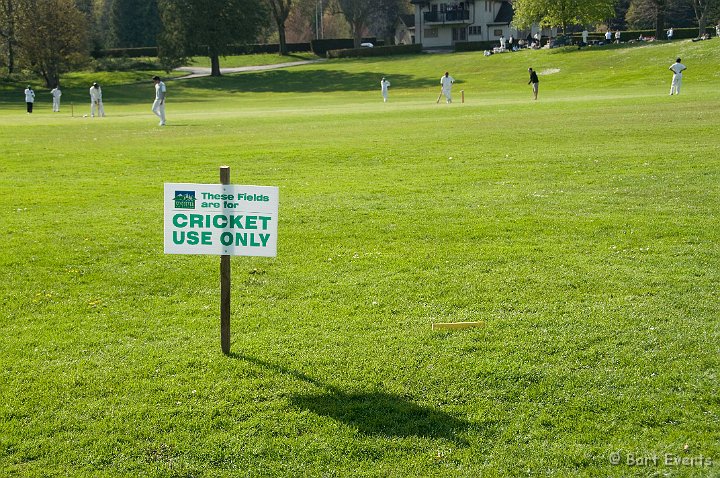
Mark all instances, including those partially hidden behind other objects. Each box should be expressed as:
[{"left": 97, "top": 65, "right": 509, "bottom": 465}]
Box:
[
  {"left": 310, "top": 38, "right": 380, "bottom": 56},
  {"left": 454, "top": 41, "right": 497, "bottom": 52},
  {"left": 326, "top": 43, "right": 422, "bottom": 58},
  {"left": 93, "top": 43, "right": 313, "bottom": 59},
  {"left": 93, "top": 47, "right": 158, "bottom": 58},
  {"left": 195, "top": 43, "right": 312, "bottom": 55}
]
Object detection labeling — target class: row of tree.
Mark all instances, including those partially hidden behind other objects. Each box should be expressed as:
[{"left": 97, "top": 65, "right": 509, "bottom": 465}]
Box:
[
  {"left": 0, "top": 0, "right": 410, "bottom": 84},
  {"left": 513, "top": 0, "right": 719, "bottom": 39},
  {"left": 0, "top": 0, "right": 88, "bottom": 87},
  {"left": 2, "top": 0, "right": 718, "bottom": 86},
  {"left": 157, "top": 0, "right": 409, "bottom": 75}
]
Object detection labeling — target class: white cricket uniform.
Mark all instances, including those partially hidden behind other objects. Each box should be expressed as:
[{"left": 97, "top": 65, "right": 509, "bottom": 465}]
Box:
[
  {"left": 152, "top": 81, "right": 166, "bottom": 125},
  {"left": 90, "top": 86, "right": 104, "bottom": 117},
  {"left": 51, "top": 88, "right": 61, "bottom": 112},
  {"left": 24, "top": 88, "right": 35, "bottom": 103},
  {"left": 440, "top": 75, "right": 454, "bottom": 103},
  {"left": 669, "top": 62, "right": 686, "bottom": 95},
  {"left": 381, "top": 79, "right": 390, "bottom": 102}
]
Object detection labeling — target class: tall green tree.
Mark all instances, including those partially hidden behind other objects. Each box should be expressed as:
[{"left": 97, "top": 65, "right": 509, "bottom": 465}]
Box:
[
  {"left": 335, "top": 0, "right": 381, "bottom": 47},
  {"left": 688, "top": 0, "right": 718, "bottom": 34},
  {"left": 0, "top": 0, "right": 18, "bottom": 73},
  {"left": 15, "top": 0, "right": 89, "bottom": 86},
  {"left": 110, "top": 0, "right": 160, "bottom": 47},
  {"left": 265, "top": 0, "right": 292, "bottom": 54},
  {"left": 367, "top": 0, "right": 410, "bottom": 45},
  {"left": 158, "top": 0, "right": 268, "bottom": 76},
  {"left": 513, "top": 0, "right": 617, "bottom": 32}
]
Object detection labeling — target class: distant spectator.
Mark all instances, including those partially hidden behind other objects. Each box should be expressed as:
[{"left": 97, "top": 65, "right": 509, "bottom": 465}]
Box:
[
  {"left": 500, "top": 35, "right": 506, "bottom": 50},
  {"left": 615, "top": 30, "right": 621, "bottom": 43},
  {"left": 24, "top": 85, "right": 35, "bottom": 113},
  {"left": 582, "top": 29, "right": 589, "bottom": 44},
  {"left": 605, "top": 30, "right": 612, "bottom": 43},
  {"left": 667, "top": 27, "right": 674, "bottom": 40}
]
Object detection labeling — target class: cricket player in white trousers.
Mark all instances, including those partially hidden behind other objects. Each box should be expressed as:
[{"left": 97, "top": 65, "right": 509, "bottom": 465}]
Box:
[
  {"left": 381, "top": 77, "right": 390, "bottom": 103},
  {"left": 51, "top": 85, "right": 61, "bottom": 112},
  {"left": 90, "top": 82, "right": 105, "bottom": 117},
  {"left": 440, "top": 72, "right": 455, "bottom": 103},
  {"left": 669, "top": 58, "right": 686, "bottom": 95},
  {"left": 152, "top": 76, "right": 166, "bottom": 126}
]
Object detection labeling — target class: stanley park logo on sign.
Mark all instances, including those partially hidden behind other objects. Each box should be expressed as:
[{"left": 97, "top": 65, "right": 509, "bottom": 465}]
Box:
[{"left": 174, "top": 191, "right": 196, "bottom": 209}]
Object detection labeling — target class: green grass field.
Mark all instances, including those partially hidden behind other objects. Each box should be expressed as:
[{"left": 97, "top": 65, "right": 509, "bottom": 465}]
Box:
[{"left": 1, "top": 41, "right": 719, "bottom": 477}]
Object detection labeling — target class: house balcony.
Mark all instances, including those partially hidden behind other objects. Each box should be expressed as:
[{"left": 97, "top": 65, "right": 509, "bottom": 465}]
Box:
[{"left": 423, "top": 9, "right": 470, "bottom": 24}]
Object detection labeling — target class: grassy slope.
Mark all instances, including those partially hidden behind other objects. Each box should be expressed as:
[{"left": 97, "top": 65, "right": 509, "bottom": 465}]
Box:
[{"left": 1, "top": 41, "right": 719, "bottom": 477}]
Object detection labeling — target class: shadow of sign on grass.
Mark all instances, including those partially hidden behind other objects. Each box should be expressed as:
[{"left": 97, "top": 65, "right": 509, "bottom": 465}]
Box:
[
  {"left": 291, "top": 391, "right": 469, "bottom": 444},
  {"left": 231, "top": 353, "right": 469, "bottom": 444}
]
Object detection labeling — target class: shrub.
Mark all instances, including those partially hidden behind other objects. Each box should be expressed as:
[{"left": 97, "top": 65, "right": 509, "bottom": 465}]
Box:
[
  {"left": 92, "top": 57, "right": 162, "bottom": 72},
  {"left": 312, "top": 38, "right": 379, "bottom": 56},
  {"left": 326, "top": 44, "right": 422, "bottom": 59}
]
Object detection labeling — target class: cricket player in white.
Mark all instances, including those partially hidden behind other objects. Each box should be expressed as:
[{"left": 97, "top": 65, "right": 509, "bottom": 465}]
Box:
[
  {"left": 51, "top": 85, "right": 61, "bottom": 112},
  {"left": 380, "top": 77, "right": 390, "bottom": 103},
  {"left": 89, "top": 82, "right": 105, "bottom": 117},
  {"left": 668, "top": 58, "right": 686, "bottom": 95},
  {"left": 440, "top": 72, "right": 454, "bottom": 103},
  {"left": 152, "top": 76, "right": 166, "bottom": 126},
  {"left": 24, "top": 85, "right": 35, "bottom": 113}
]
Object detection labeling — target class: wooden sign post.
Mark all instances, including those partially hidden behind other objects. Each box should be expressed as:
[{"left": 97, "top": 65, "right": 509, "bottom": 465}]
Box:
[
  {"left": 220, "top": 166, "right": 231, "bottom": 354},
  {"left": 163, "top": 173, "right": 279, "bottom": 355}
]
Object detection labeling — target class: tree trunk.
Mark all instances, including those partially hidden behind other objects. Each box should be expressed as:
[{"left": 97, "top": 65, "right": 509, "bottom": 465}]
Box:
[
  {"left": 5, "top": 0, "right": 15, "bottom": 74},
  {"left": 352, "top": 20, "right": 362, "bottom": 48},
  {"left": 655, "top": 10, "right": 664, "bottom": 40},
  {"left": 210, "top": 54, "right": 221, "bottom": 76},
  {"left": 277, "top": 23, "right": 288, "bottom": 55},
  {"left": 7, "top": 40, "right": 14, "bottom": 74}
]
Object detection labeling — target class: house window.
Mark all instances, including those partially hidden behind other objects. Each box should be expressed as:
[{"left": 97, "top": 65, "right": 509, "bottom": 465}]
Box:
[
  {"left": 425, "top": 28, "right": 439, "bottom": 38},
  {"left": 439, "top": 3, "right": 447, "bottom": 12},
  {"left": 494, "top": 29, "right": 503, "bottom": 37},
  {"left": 469, "top": 26, "right": 481, "bottom": 35},
  {"left": 452, "top": 27, "right": 467, "bottom": 41}
]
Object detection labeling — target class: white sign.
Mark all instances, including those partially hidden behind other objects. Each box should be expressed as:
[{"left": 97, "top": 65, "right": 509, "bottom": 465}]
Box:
[{"left": 164, "top": 183, "right": 279, "bottom": 256}]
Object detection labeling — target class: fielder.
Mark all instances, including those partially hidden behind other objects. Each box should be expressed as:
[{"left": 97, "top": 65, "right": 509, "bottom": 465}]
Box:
[
  {"left": 51, "top": 85, "right": 61, "bottom": 112},
  {"left": 380, "top": 77, "right": 390, "bottom": 103},
  {"left": 668, "top": 58, "right": 686, "bottom": 95},
  {"left": 152, "top": 75, "right": 166, "bottom": 126},
  {"left": 24, "top": 85, "right": 35, "bottom": 113},
  {"left": 89, "top": 82, "right": 105, "bottom": 117},
  {"left": 440, "top": 71, "right": 455, "bottom": 103}
]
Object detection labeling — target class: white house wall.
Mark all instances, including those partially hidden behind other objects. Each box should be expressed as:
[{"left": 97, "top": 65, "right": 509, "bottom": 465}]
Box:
[{"left": 413, "top": 0, "right": 555, "bottom": 48}]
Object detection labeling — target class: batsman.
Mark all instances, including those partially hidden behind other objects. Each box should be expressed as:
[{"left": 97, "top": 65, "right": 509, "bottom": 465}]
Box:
[{"left": 89, "top": 82, "right": 105, "bottom": 117}]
